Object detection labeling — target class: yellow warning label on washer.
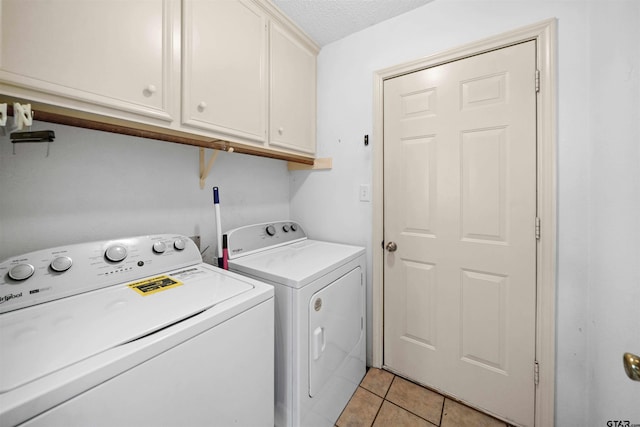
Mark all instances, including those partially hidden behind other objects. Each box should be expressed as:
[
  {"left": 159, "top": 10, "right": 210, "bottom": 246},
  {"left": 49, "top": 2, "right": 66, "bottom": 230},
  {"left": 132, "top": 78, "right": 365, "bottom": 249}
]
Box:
[{"left": 128, "top": 275, "right": 183, "bottom": 296}]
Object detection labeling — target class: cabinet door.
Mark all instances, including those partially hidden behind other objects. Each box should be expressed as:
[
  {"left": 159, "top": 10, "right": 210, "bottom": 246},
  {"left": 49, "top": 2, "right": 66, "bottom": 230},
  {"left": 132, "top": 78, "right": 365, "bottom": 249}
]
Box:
[
  {"left": 183, "top": 0, "right": 267, "bottom": 143},
  {"left": 269, "top": 22, "right": 316, "bottom": 154},
  {"left": 0, "top": 0, "right": 176, "bottom": 122}
]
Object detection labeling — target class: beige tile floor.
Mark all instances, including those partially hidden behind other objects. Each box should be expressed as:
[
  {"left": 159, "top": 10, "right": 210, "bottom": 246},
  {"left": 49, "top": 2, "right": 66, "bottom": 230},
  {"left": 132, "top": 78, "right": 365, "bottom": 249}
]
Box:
[{"left": 337, "top": 368, "right": 511, "bottom": 427}]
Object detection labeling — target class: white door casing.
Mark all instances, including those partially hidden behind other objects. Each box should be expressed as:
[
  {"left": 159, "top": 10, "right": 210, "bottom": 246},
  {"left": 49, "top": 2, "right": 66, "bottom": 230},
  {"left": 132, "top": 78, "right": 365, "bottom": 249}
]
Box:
[{"left": 372, "top": 19, "right": 557, "bottom": 427}]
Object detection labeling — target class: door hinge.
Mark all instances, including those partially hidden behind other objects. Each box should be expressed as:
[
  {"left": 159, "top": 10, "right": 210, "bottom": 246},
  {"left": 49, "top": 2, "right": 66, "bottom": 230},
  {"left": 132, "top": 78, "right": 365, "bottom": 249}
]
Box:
[
  {"left": 534, "top": 361, "right": 540, "bottom": 386},
  {"left": 535, "top": 69, "right": 540, "bottom": 93},
  {"left": 535, "top": 216, "right": 541, "bottom": 240}
]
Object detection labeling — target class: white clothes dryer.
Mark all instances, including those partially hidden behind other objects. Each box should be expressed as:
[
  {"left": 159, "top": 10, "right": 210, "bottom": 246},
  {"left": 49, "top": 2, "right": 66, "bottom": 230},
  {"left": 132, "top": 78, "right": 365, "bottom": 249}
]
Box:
[
  {"left": 0, "top": 234, "right": 274, "bottom": 427},
  {"left": 226, "top": 221, "right": 366, "bottom": 427}
]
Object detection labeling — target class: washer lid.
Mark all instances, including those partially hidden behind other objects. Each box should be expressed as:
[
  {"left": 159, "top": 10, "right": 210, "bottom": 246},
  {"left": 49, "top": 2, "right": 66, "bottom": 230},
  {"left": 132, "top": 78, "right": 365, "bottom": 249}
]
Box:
[
  {"left": 228, "top": 240, "right": 365, "bottom": 288},
  {"left": 0, "top": 264, "right": 253, "bottom": 393}
]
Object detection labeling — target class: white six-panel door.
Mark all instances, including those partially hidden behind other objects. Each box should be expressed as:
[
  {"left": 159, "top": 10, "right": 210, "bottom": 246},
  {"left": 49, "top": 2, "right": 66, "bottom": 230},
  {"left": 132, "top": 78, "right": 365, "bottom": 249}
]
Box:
[{"left": 383, "top": 41, "right": 537, "bottom": 426}]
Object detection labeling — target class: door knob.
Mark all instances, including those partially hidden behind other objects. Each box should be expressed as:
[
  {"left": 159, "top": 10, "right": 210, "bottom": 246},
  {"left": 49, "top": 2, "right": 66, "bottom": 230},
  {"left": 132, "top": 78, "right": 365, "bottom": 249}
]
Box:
[
  {"left": 623, "top": 352, "right": 640, "bottom": 381},
  {"left": 385, "top": 242, "right": 398, "bottom": 252}
]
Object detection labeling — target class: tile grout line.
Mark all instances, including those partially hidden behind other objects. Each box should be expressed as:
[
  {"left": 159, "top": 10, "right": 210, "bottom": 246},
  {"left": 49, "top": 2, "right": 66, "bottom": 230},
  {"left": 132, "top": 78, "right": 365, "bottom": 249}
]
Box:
[
  {"left": 370, "top": 374, "right": 395, "bottom": 426},
  {"left": 437, "top": 396, "right": 445, "bottom": 426},
  {"left": 387, "top": 374, "right": 443, "bottom": 426},
  {"left": 384, "top": 399, "right": 441, "bottom": 427},
  {"left": 371, "top": 374, "right": 442, "bottom": 427},
  {"left": 369, "top": 390, "right": 385, "bottom": 427},
  {"left": 354, "top": 371, "right": 390, "bottom": 426}
]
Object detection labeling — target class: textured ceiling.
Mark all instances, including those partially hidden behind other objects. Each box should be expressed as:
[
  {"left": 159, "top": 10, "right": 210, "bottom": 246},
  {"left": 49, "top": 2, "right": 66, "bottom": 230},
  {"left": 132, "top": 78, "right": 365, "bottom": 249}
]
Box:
[{"left": 272, "top": 0, "right": 433, "bottom": 47}]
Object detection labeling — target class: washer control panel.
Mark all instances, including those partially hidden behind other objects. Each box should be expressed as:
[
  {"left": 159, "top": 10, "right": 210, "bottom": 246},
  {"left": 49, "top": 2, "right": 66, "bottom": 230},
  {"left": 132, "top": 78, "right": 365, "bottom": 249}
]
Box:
[
  {"left": 226, "top": 220, "right": 306, "bottom": 259},
  {"left": 0, "top": 234, "right": 200, "bottom": 314}
]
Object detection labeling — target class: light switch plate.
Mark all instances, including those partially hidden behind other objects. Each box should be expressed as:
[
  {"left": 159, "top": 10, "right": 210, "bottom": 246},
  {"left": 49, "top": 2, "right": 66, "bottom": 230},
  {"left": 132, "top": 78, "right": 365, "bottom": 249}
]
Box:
[{"left": 359, "top": 184, "right": 371, "bottom": 202}]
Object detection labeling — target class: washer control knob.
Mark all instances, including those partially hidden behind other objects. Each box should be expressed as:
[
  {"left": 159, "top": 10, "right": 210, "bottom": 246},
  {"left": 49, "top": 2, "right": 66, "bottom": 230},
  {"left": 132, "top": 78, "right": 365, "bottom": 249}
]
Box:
[
  {"left": 290, "top": 224, "right": 298, "bottom": 232},
  {"left": 105, "top": 245, "right": 127, "bottom": 263},
  {"left": 173, "top": 239, "right": 186, "bottom": 251},
  {"left": 266, "top": 225, "right": 276, "bottom": 236},
  {"left": 9, "top": 263, "right": 35, "bottom": 281},
  {"left": 282, "top": 224, "right": 290, "bottom": 232},
  {"left": 50, "top": 256, "right": 73, "bottom": 272},
  {"left": 153, "top": 242, "right": 167, "bottom": 254}
]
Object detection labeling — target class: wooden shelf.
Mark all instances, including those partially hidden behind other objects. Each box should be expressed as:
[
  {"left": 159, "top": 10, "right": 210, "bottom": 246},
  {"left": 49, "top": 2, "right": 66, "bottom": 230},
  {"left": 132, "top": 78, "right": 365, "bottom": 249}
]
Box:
[
  {"left": 0, "top": 98, "right": 316, "bottom": 166},
  {"left": 288, "top": 157, "right": 332, "bottom": 171}
]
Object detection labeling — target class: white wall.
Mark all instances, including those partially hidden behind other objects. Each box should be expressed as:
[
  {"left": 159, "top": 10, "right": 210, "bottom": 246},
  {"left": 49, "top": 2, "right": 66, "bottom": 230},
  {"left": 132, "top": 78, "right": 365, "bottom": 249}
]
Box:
[
  {"left": 0, "top": 121, "right": 291, "bottom": 264},
  {"left": 290, "top": 0, "right": 640, "bottom": 425},
  {"left": 587, "top": 1, "right": 640, "bottom": 424}
]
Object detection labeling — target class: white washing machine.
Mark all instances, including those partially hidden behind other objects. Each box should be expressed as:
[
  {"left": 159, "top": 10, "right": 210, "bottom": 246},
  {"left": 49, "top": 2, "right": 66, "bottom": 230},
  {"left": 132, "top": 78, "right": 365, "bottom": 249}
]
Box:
[
  {"left": 0, "top": 234, "right": 274, "bottom": 427},
  {"left": 226, "top": 221, "right": 366, "bottom": 427}
]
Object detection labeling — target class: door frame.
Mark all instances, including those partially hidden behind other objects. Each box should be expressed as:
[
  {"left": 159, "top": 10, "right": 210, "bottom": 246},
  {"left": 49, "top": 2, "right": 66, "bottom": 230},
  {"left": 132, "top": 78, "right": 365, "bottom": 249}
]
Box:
[{"left": 371, "top": 19, "right": 557, "bottom": 427}]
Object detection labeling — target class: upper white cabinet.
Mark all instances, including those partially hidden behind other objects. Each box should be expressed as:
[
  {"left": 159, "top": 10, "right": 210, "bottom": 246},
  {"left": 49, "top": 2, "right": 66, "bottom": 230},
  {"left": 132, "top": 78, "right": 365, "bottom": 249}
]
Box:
[
  {"left": 0, "top": 0, "right": 318, "bottom": 157},
  {"left": 269, "top": 22, "right": 316, "bottom": 154},
  {"left": 0, "top": 0, "right": 178, "bottom": 123},
  {"left": 183, "top": 0, "right": 267, "bottom": 143},
  {"left": 183, "top": 0, "right": 318, "bottom": 154}
]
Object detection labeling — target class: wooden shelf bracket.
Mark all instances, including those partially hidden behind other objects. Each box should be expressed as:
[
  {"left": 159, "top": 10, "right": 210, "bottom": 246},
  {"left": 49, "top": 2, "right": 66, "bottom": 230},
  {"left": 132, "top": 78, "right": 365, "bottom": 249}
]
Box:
[{"left": 199, "top": 147, "right": 235, "bottom": 189}]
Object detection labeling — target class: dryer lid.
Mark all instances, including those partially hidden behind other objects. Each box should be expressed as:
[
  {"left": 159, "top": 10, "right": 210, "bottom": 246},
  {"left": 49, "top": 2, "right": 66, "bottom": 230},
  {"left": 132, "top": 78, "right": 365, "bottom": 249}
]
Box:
[
  {"left": 0, "top": 264, "right": 253, "bottom": 393},
  {"left": 228, "top": 240, "right": 364, "bottom": 288}
]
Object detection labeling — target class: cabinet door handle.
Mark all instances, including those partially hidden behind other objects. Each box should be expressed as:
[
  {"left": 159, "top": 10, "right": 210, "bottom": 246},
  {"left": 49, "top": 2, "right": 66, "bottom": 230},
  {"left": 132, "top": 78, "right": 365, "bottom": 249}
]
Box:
[
  {"left": 278, "top": 127, "right": 284, "bottom": 135},
  {"left": 198, "top": 101, "right": 207, "bottom": 111},
  {"left": 144, "top": 84, "right": 157, "bottom": 95}
]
